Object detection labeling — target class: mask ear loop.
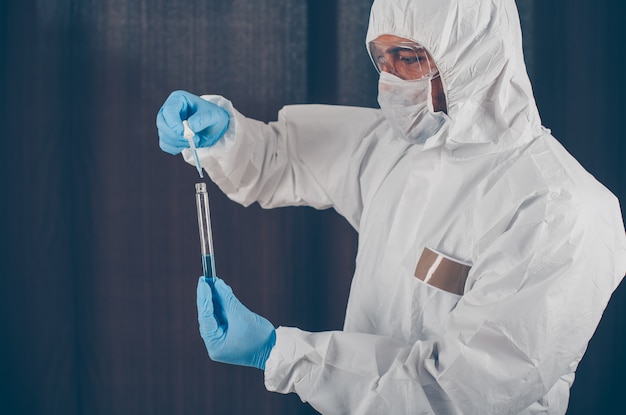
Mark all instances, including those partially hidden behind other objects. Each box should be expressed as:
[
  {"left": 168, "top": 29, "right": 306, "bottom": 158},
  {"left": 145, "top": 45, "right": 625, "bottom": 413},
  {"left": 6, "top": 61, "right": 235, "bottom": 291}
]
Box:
[
  {"left": 426, "top": 75, "right": 437, "bottom": 113},
  {"left": 421, "top": 45, "right": 449, "bottom": 113}
]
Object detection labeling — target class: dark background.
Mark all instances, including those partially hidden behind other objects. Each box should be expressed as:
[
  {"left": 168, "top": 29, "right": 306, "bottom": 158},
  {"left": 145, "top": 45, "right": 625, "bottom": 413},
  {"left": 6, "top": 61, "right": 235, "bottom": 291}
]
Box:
[{"left": 1, "top": 1, "right": 624, "bottom": 414}]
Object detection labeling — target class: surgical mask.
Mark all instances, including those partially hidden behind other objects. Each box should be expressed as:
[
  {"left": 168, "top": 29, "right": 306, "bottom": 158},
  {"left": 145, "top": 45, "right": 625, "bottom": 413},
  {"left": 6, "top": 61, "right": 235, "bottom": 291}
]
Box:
[{"left": 377, "top": 71, "right": 449, "bottom": 144}]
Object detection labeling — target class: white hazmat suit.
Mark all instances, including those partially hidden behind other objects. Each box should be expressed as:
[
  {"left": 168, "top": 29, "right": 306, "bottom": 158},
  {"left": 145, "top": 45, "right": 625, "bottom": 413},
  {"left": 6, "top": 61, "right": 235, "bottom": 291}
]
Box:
[{"left": 185, "top": 0, "right": 626, "bottom": 413}]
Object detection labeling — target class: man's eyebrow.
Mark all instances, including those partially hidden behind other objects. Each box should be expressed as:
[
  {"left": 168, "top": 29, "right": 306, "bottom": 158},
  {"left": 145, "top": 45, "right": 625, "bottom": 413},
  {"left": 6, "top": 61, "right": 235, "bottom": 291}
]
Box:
[
  {"left": 371, "top": 43, "right": 420, "bottom": 56},
  {"left": 386, "top": 46, "right": 416, "bottom": 54}
]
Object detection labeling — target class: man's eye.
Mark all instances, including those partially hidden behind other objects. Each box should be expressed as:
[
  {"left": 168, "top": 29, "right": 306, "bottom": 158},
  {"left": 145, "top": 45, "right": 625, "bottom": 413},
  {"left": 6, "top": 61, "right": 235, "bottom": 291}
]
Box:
[
  {"left": 395, "top": 51, "right": 419, "bottom": 64},
  {"left": 399, "top": 55, "right": 418, "bottom": 64}
]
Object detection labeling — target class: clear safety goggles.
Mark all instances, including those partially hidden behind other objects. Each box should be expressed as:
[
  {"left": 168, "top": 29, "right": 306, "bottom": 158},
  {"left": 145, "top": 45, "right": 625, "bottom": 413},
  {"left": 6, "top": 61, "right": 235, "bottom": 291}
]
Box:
[{"left": 369, "top": 39, "right": 439, "bottom": 81}]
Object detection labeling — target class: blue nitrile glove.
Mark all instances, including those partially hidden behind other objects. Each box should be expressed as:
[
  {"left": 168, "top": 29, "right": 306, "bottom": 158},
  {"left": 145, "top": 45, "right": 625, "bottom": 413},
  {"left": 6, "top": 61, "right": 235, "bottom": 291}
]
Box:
[
  {"left": 156, "top": 90, "right": 230, "bottom": 155},
  {"left": 197, "top": 276, "right": 276, "bottom": 370}
]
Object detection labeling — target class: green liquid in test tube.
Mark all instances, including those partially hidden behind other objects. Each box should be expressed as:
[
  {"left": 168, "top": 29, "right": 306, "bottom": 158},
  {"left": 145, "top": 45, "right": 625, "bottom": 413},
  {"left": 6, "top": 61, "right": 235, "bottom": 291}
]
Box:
[{"left": 195, "top": 182, "right": 217, "bottom": 281}]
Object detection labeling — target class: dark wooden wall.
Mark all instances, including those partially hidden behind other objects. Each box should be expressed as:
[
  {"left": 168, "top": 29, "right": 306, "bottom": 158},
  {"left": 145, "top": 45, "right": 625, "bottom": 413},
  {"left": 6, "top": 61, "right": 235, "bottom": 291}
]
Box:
[{"left": 1, "top": 1, "right": 624, "bottom": 414}]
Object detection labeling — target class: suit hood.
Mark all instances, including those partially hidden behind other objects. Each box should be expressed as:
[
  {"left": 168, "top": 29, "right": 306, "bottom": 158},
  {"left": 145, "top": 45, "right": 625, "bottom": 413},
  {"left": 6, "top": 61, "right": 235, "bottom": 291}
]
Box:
[{"left": 366, "top": 0, "right": 544, "bottom": 157}]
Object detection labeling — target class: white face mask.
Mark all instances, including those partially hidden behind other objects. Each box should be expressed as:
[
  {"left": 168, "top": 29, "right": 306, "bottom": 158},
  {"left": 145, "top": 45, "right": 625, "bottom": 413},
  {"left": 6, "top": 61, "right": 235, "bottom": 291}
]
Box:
[{"left": 377, "top": 71, "right": 449, "bottom": 144}]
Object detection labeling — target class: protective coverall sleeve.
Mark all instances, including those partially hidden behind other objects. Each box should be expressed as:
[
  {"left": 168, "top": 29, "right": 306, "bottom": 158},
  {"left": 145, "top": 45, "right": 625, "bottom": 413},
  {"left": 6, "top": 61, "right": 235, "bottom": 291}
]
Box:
[
  {"left": 264, "top": 185, "right": 626, "bottom": 414},
  {"left": 183, "top": 96, "right": 391, "bottom": 230}
]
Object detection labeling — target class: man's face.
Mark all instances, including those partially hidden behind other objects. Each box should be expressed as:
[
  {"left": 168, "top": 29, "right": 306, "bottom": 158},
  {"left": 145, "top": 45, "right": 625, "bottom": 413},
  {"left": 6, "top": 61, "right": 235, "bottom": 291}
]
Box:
[{"left": 371, "top": 34, "right": 447, "bottom": 113}]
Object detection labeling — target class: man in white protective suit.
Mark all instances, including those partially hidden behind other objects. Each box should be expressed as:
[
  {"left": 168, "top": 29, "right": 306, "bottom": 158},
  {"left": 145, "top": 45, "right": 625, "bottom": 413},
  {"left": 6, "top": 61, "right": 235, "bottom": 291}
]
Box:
[{"left": 155, "top": 0, "right": 626, "bottom": 413}]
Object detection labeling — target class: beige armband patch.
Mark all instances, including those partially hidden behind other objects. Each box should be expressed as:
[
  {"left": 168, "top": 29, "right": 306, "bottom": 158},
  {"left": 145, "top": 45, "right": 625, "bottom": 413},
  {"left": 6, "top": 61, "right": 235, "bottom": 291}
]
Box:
[{"left": 414, "top": 247, "right": 470, "bottom": 295}]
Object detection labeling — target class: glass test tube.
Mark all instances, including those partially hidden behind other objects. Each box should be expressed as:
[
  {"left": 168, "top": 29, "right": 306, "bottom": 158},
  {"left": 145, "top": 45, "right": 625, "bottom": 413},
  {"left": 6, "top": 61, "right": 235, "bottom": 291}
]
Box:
[{"left": 195, "top": 182, "right": 217, "bottom": 281}]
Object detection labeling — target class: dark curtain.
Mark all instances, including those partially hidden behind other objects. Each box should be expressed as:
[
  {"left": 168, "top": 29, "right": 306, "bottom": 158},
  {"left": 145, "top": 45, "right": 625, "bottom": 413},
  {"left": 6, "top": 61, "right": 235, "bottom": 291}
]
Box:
[{"left": 1, "top": 1, "right": 624, "bottom": 414}]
